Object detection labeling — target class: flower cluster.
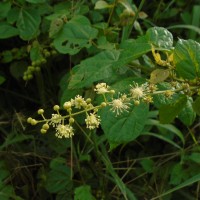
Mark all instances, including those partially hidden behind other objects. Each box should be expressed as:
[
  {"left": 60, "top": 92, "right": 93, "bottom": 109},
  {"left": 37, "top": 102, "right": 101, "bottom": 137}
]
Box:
[
  {"left": 27, "top": 94, "right": 102, "bottom": 138},
  {"left": 28, "top": 81, "right": 186, "bottom": 139}
]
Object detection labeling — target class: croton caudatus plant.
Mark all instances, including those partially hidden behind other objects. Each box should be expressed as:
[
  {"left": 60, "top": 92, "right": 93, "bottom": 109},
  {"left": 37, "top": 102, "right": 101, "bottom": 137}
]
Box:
[
  {"left": 1, "top": 0, "right": 200, "bottom": 199},
  {"left": 28, "top": 26, "right": 200, "bottom": 145}
]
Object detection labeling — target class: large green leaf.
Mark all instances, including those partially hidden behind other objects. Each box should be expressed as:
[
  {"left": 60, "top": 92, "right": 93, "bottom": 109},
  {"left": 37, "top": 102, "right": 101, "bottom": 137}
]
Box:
[
  {"left": 0, "top": 23, "right": 19, "bottom": 39},
  {"left": 17, "top": 8, "right": 41, "bottom": 40},
  {"left": 53, "top": 15, "right": 98, "bottom": 54},
  {"left": 174, "top": 39, "right": 200, "bottom": 79},
  {"left": 99, "top": 103, "right": 149, "bottom": 144},
  {"left": 159, "top": 95, "right": 187, "bottom": 124},
  {"left": 68, "top": 50, "right": 120, "bottom": 88},
  {"left": 74, "top": 185, "right": 96, "bottom": 200},
  {"left": 116, "top": 36, "right": 151, "bottom": 67},
  {"left": 146, "top": 27, "right": 173, "bottom": 48},
  {"left": 68, "top": 36, "right": 151, "bottom": 89}
]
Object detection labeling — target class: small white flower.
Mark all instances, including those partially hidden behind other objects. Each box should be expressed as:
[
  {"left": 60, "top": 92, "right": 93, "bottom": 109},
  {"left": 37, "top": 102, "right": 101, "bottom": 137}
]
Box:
[
  {"left": 94, "top": 83, "right": 110, "bottom": 94},
  {"left": 71, "top": 95, "right": 87, "bottom": 109},
  {"left": 55, "top": 124, "right": 74, "bottom": 138},
  {"left": 130, "top": 82, "right": 148, "bottom": 99},
  {"left": 109, "top": 96, "right": 130, "bottom": 116},
  {"left": 49, "top": 114, "right": 62, "bottom": 127},
  {"left": 85, "top": 113, "right": 101, "bottom": 130}
]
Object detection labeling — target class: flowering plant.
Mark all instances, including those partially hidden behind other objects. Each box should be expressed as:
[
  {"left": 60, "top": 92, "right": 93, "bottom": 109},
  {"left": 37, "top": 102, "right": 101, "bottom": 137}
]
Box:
[{"left": 1, "top": 0, "right": 200, "bottom": 199}]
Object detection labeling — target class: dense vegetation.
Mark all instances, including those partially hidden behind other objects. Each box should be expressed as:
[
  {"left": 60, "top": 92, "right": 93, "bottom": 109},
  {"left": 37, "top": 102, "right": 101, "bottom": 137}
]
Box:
[{"left": 1, "top": 0, "right": 200, "bottom": 199}]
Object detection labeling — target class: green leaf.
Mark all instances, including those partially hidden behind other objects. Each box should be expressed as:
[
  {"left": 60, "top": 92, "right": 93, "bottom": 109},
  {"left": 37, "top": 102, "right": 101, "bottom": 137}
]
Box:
[
  {"left": 146, "top": 27, "right": 173, "bottom": 48},
  {"left": 68, "top": 50, "right": 120, "bottom": 89},
  {"left": 68, "top": 36, "right": 151, "bottom": 89},
  {"left": 118, "top": 36, "right": 151, "bottom": 67},
  {"left": 0, "top": 2, "right": 11, "bottom": 19},
  {"left": 53, "top": 15, "right": 98, "bottom": 54},
  {"left": 97, "top": 36, "right": 115, "bottom": 50},
  {"left": 192, "top": 96, "right": 200, "bottom": 115},
  {"left": 178, "top": 97, "right": 196, "bottom": 126},
  {"left": 25, "top": 0, "right": 46, "bottom": 3},
  {"left": 0, "top": 23, "right": 19, "bottom": 39},
  {"left": 100, "top": 103, "right": 149, "bottom": 144},
  {"left": 174, "top": 39, "right": 200, "bottom": 79},
  {"left": 0, "top": 76, "right": 6, "bottom": 85},
  {"left": 17, "top": 8, "right": 41, "bottom": 40},
  {"left": 45, "top": 165, "right": 72, "bottom": 193},
  {"left": 74, "top": 185, "right": 96, "bottom": 200},
  {"left": 159, "top": 95, "right": 187, "bottom": 124}
]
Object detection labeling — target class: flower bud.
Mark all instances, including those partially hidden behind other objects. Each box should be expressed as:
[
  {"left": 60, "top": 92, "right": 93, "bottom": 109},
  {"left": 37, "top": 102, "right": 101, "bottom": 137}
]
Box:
[
  {"left": 42, "top": 123, "right": 49, "bottom": 130},
  {"left": 31, "top": 119, "right": 38, "bottom": 125},
  {"left": 110, "top": 90, "right": 115, "bottom": 94},
  {"left": 37, "top": 109, "right": 44, "bottom": 115},
  {"left": 86, "top": 98, "right": 91, "bottom": 103},
  {"left": 53, "top": 105, "right": 60, "bottom": 111},
  {"left": 101, "top": 102, "right": 107, "bottom": 107},
  {"left": 40, "top": 129, "right": 47, "bottom": 134},
  {"left": 27, "top": 117, "right": 32, "bottom": 123},
  {"left": 69, "top": 118, "right": 75, "bottom": 124},
  {"left": 134, "top": 100, "right": 140, "bottom": 106}
]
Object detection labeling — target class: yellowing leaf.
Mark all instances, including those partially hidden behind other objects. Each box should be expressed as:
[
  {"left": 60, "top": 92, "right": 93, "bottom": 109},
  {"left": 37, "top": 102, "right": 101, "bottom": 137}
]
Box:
[
  {"left": 150, "top": 69, "right": 170, "bottom": 83},
  {"left": 94, "top": 1, "right": 112, "bottom": 9}
]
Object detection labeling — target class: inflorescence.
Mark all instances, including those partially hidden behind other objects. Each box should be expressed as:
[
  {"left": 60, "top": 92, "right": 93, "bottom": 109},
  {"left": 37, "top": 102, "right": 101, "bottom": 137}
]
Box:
[{"left": 27, "top": 81, "right": 198, "bottom": 139}]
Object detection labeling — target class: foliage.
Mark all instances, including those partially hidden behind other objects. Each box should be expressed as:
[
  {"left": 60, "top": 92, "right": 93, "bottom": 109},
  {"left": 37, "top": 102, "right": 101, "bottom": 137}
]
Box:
[{"left": 1, "top": 0, "right": 200, "bottom": 199}]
